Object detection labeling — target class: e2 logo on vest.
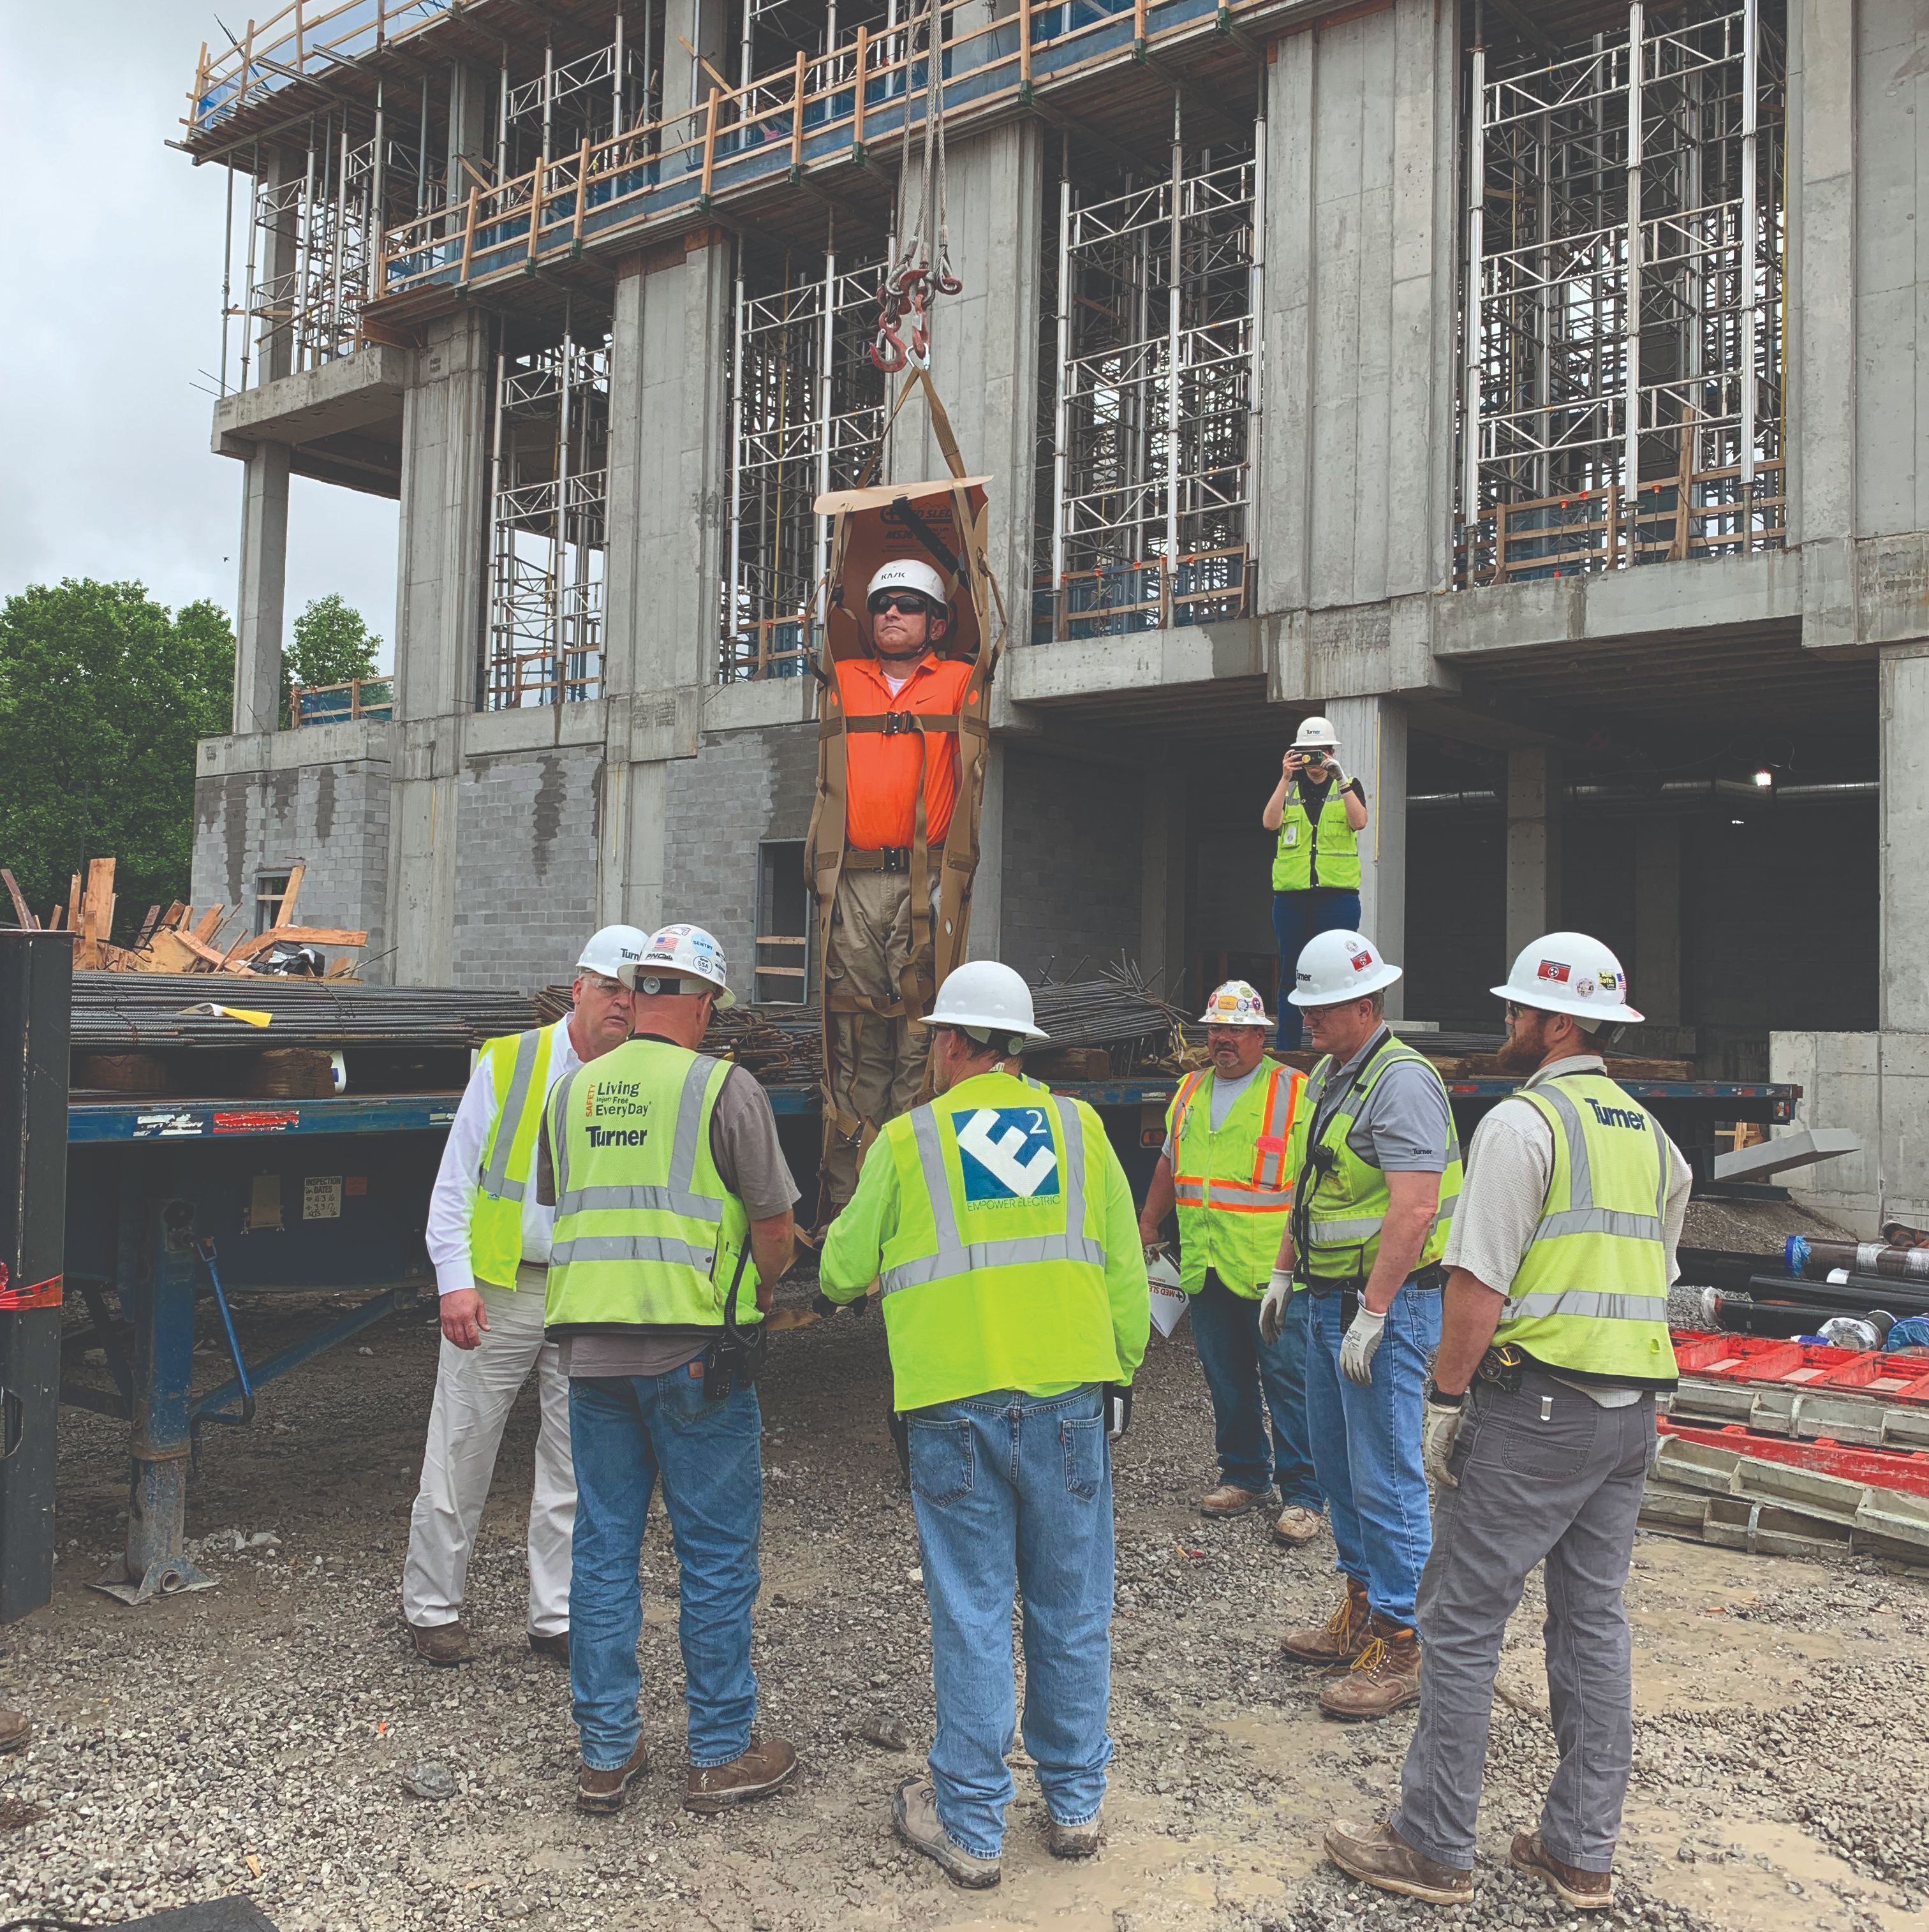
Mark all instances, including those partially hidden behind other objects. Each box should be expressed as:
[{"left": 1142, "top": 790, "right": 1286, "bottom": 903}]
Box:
[{"left": 954, "top": 1109, "right": 1060, "bottom": 1202}]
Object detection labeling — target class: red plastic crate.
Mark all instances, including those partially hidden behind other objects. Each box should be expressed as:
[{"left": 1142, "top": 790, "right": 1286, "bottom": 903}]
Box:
[{"left": 1669, "top": 1330, "right": 1929, "bottom": 1407}]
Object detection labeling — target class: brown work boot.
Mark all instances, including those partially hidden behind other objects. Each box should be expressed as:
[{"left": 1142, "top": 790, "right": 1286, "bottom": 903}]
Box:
[
  {"left": 685, "top": 1735, "right": 799, "bottom": 1813},
  {"left": 408, "top": 1618, "right": 473, "bottom": 1666},
  {"left": 1199, "top": 1483, "right": 1268, "bottom": 1517},
  {"left": 1046, "top": 1810, "right": 1102, "bottom": 1859},
  {"left": 1272, "top": 1504, "right": 1323, "bottom": 1547},
  {"left": 1325, "top": 1820, "right": 1472, "bottom": 1905},
  {"left": 1319, "top": 1615, "right": 1422, "bottom": 1722},
  {"left": 1512, "top": 1830, "right": 1615, "bottom": 1910},
  {"left": 577, "top": 1738, "right": 651, "bottom": 1815},
  {"left": 0, "top": 1710, "right": 29, "bottom": 1754},
  {"left": 528, "top": 1629, "right": 570, "bottom": 1664},
  {"left": 894, "top": 1778, "right": 1001, "bottom": 1889},
  {"left": 1280, "top": 1575, "right": 1371, "bottom": 1663}
]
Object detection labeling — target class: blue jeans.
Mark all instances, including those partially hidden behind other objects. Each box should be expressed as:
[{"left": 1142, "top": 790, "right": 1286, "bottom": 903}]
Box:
[
  {"left": 1303, "top": 1283, "right": 1440, "bottom": 1626},
  {"left": 1188, "top": 1272, "right": 1322, "bottom": 1507},
  {"left": 908, "top": 1385, "right": 1116, "bottom": 1860},
  {"left": 566, "top": 1367, "right": 762, "bottom": 1771},
  {"left": 1271, "top": 890, "right": 1363, "bottom": 1049}
]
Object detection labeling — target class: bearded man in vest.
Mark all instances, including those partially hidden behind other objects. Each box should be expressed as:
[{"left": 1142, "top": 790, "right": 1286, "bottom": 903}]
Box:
[
  {"left": 1136, "top": 981, "right": 1323, "bottom": 1545},
  {"left": 1325, "top": 935, "right": 1689, "bottom": 1913},
  {"left": 812, "top": 557, "right": 973, "bottom": 1216},
  {"left": 819, "top": 961, "right": 1149, "bottom": 1890},
  {"left": 538, "top": 923, "right": 801, "bottom": 1817},
  {"left": 1259, "top": 931, "right": 1462, "bottom": 1721},
  {"left": 404, "top": 925, "right": 647, "bottom": 1666},
  {"left": 1262, "top": 714, "right": 1370, "bottom": 1052}
]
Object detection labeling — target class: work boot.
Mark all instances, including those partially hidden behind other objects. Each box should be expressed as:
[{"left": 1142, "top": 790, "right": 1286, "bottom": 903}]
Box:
[
  {"left": 1319, "top": 1615, "right": 1422, "bottom": 1722},
  {"left": 577, "top": 1738, "right": 651, "bottom": 1815},
  {"left": 1324, "top": 1820, "right": 1473, "bottom": 1905},
  {"left": 1199, "top": 1483, "right": 1268, "bottom": 1517},
  {"left": 1279, "top": 1575, "right": 1371, "bottom": 1664},
  {"left": 1272, "top": 1504, "right": 1323, "bottom": 1547},
  {"left": 1047, "top": 1810, "right": 1103, "bottom": 1859},
  {"left": 528, "top": 1629, "right": 570, "bottom": 1664},
  {"left": 408, "top": 1618, "right": 473, "bottom": 1667},
  {"left": 1511, "top": 1830, "right": 1615, "bottom": 1910},
  {"left": 0, "top": 1710, "right": 29, "bottom": 1754},
  {"left": 892, "top": 1777, "right": 1001, "bottom": 1889},
  {"left": 684, "top": 1735, "right": 799, "bottom": 1813}
]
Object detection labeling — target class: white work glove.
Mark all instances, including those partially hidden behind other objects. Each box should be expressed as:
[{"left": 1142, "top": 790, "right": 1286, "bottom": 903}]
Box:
[
  {"left": 1423, "top": 1392, "right": 1467, "bottom": 1489},
  {"left": 1339, "top": 1304, "right": 1387, "bottom": 1385},
  {"left": 1258, "top": 1268, "right": 1294, "bottom": 1345}
]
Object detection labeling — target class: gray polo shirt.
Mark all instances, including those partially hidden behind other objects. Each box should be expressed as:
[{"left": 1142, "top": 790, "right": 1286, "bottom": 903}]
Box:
[{"left": 1303, "top": 1027, "right": 1454, "bottom": 1177}]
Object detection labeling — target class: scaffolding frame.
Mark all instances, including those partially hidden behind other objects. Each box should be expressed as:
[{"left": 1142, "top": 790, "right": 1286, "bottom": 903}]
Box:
[
  {"left": 1456, "top": 0, "right": 1787, "bottom": 587},
  {"left": 484, "top": 323, "right": 611, "bottom": 709},
  {"left": 1036, "top": 108, "right": 1261, "bottom": 642},
  {"left": 723, "top": 235, "right": 888, "bottom": 681}
]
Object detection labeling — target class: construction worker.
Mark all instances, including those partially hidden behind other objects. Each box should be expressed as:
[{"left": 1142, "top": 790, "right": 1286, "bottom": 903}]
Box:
[
  {"left": 1136, "top": 980, "right": 1323, "bottom": 1544},
  {"left": 1262, "top": 716, "right": 1370, "bottom": 1052},
  {"left": 1259, "top": 931, "right": 1461, "bottom": 1721},
  {"left": 405, "top": 924, "right": 646, "bottom": 1667},
  {"left": 818, "top": 960, "right": 1149, "bottom": 1889},
  {"left": 813, "top": 558, "right": 974, "bottom": 1216},
  {"left": 1325, "top": 934, "right": 1689, "bottom": 1911},
  {"left": 539, "top": 924, "right": 801, "bottom": 1817}
]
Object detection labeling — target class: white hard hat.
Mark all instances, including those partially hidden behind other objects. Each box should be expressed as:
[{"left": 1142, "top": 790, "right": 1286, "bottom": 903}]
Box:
[
  {"left": 624, "top": 922, "right": 736, "bottom": 1008},
  {"left": 577, "top": 924, "right": 649, "bottom": 982},
  {"left": 1492, "top": 932, "right": 1643, "bottom": 1028},
  {"left": 1199, "top": 980, "right": 1270, "bottom": 1028},
  {"left": 1288, "top": 929, "right": 1403, "bottom": 1007},
  {"left": 866, "top": 557, "right": 949, "bottom": 616},
  {"left": 1293, "top": 715, "right": 1339, "bottom": 750},
  {"left": 915, "top": 959, "right": 1049, "bottom": 1047}
]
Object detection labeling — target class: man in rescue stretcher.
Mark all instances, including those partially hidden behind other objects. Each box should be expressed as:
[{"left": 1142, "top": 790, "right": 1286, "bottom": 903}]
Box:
[{"left": 815, "top": 557, "right": 973, "bottom": 1218}]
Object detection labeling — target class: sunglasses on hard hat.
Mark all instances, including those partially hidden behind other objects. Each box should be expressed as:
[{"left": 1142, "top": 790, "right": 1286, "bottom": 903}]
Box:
[{"left": 869, "top": 593, "right": 935, "bottom": 617}]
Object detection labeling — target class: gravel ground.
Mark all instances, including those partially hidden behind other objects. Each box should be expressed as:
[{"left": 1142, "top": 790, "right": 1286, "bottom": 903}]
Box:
[{"left": 1, "top": 1285, "right": 1925, "bottom": 1932}]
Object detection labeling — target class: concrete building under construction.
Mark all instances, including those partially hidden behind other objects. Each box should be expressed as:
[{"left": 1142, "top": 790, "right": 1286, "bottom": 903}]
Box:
[{"left": 179, "top": 0, "right": 1929, "bottom": 1232}]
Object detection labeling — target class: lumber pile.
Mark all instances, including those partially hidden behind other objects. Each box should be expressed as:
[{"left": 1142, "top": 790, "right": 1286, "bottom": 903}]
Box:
[{"left": 1, "top": 857, "right": 366, "bottom": 978}]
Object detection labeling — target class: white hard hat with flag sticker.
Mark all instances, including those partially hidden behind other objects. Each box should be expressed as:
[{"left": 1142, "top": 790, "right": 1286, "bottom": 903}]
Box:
[
  {"left": 1493, "top": 932, "right": 1643, "bottom": 1028},
  {"left": 1288, "top": 929, "right": 1403, "bottom": 1007},
  {"left": 1199, "top": 980, "right": 1270, "bottom": 1028},
  {"left": 625, "top": 923, "right": 736, "bottom": 1008}
]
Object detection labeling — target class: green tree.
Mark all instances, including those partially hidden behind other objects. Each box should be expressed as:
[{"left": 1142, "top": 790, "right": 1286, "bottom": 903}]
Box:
[
  {"left": 0, "top": 580, "right": 233, "bottom": 938},
  {"left": 286, "top": 593, "right": 380, "bottom": 698}
]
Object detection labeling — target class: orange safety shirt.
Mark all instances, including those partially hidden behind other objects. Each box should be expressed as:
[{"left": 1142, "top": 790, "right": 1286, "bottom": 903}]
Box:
[{"left": 836, "top": 653, "right": 975, "bottom": 852}]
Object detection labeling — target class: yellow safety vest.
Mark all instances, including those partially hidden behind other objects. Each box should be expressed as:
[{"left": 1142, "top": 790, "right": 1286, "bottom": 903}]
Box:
[
  {"left": 1495, "top": 1072, "right": 1679, "bottom": 1387},
  {"left": 1272, "top": 783, "right": 1361, "bottom": 892},
  {"left": 1168, "top": 1060, "right": 1304, "bottom": 1298},
  {"left": 469, "top": 1022, "right": 566, "bottom": 1290},
  {"left": 543, "top": 1039, "right": 755, "bottom": 1334}
]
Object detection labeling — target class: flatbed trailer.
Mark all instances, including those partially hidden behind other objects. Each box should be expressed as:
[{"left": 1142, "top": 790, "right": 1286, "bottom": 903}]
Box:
[{"left": 63, "top": 1072, "right": 1798, "bottom": 1600}]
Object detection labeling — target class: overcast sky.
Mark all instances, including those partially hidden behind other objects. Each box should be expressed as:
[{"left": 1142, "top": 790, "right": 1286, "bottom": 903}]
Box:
[{"left": 0, "top": 4, "right": 399, "bottom": 666}]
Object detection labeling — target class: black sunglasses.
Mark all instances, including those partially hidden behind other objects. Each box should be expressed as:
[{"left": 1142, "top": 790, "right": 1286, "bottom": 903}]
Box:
[{"left": 869, "top": 593, "right": 935, "bottom": 617}]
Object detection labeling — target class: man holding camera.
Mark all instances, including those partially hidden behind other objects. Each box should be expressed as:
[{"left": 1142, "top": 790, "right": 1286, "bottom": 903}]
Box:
[
  {"left": 538, "top": 924, "right": 800, "bottom": 1818},
  {"left": 1262, "top": 716, "right": 1370, "bottom": 1052}
]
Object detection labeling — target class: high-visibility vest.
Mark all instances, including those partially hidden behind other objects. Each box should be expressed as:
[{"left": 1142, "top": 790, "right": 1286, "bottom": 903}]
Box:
[
  {"left": 1271, "top": 782, "right": 1361, "bottom": 892},
  {"left": 1493, "top": 1072, "right": 1680, "bottom": 1386},
  {"left": 543, "top": 1039, "right": 755, "bottom": 1334},
  {"left": 469, "top": 1021, "right": 566, "bottom": 1290},
  {"left": 1296, "top": 1032, "right": 1461, "bottom": 1287},
  {"left": 1167, "top": 1060, "right": 1306, "bottom": 1298},
  {"left": 873, "top": 1068, "right": 1125, "bottom": 1410}
]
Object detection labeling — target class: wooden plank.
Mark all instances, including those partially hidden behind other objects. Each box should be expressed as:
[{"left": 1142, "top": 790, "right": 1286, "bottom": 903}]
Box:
[
  {"left": 274, "top": 860, "right": 306, "bottom": 929},
  {"left": 142, "top": 929, "right": 210, "bottom": 974},
  {"left": 45, "top": 905, "right": 63, "bottom": 931},
  {"left": 135, "top": 904, "right": 162, "bottom": 948},
  {"left": 191, "top": 904, "right": 226, "bottom": 944},
  {"left": 159, "top": 902, "right": 188, "bottom": 931},
  {"left": 227, "top": 924, "right": 369, "bottom": 962},
  {"left": 84, "top": 857, "right": 114, "bottom": 943},
  {"left": 67, "top": 874, "right": 82, "bottom": 934},
  {"left": 0, "top": 869, "right": 34, "bottom": 929}
]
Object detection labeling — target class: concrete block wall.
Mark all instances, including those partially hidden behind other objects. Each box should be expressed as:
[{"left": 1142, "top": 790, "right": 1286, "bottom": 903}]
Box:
[
  {"left": 450, "top": 746, "right": 606, "bottom": 991},
  {"left": 998, "top": 747, "right": 1142, "bottom": 984},
  {"left": 1771, "top": 1029, "right": 1929, "bottom": 1236}
]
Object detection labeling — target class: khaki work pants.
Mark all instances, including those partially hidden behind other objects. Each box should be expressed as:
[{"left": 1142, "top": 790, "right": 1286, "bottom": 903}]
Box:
[{"left": 821, "top": 864, "right": 938, "bottom": 1214}]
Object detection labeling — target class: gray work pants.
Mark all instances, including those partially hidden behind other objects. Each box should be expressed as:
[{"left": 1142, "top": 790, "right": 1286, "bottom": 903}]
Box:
[{"left": 1391, "top": 1368, "right": 1654, "bottom": 1876}]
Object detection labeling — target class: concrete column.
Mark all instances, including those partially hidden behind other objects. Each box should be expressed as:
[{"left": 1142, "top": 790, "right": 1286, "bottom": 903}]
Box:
[
  {"left": 1324, "top": 695, "right": 1407, "bottom": 1015},
  {"left": 1881, "top": 645, "right": 1929, "bottom": 1033},
  {"left": 232, "top": 441, "right": 290, "bottom": 737},
  {"left": 665, "top": 0, "right": 729, "bottom": 120},
  {"left": 1632, "top": 816, "right": 1683, "bottom": 1026},
  {"left": 1138, "top": 767, "right": 1188, "bottom": 1005},
  {"left": 446, "top": 59, "right": 491, "bottom": 189},
  {"left": 1505, "top": 746, "right": 1563, "bottom": 966},
  {"left": 258, "top": 151, "right": 298, "bottom": 385},
  {"left": 964, "top": 742, "right": 1006, "bottom": 963}
]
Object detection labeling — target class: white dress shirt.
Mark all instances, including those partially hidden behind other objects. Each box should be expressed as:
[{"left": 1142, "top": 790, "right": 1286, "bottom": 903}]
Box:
[{"left": 425, "top": 1022, "right": 583, "bottom": 1295}]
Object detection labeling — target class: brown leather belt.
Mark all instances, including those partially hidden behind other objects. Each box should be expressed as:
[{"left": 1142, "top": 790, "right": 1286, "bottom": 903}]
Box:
[{"left": 841, "top": 846, "right": 912, "bottom": 874}]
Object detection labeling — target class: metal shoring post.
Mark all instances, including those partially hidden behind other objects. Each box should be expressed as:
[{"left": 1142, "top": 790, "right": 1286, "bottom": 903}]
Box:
[
  {"left": 543, "top": 37, "right": 555, "bottom": 165},
  {"left": 741, "top": 0, "right": 755, "bottom": 89},
  {"left": 299, "top": 120, "right": 318, "bottom": 371},
  {"left": 1164, "top": 91, "right": 1181, "bottom": 631},
  {"left": 1624, "top": 4, "right": 1644, "bottom": 562},
  {"left": 729, "top": 245, "right": 748, "bottom": 676},
  {"left": 417, "top": 73, "right": 429, "bottom": 216},
  {"left": 556, "top": 310, "right": 574, "bottom": 704},
  {"left": 240, "top": 140, "right": 261, "bottom": 390},
  {"left": 613, "top": 8, "right": 625, "bottom": 141},
  {"left": 1246, "top": 113, "right": 1264, "bottom": 612},
  {"left": 816, "top": 223, "right": 837, "bottom": 658},
  {"left": 1738, "top": 0, "right": 1758, "bottom": 511},
  {"left": 691, "top": 0, "right": 705, "bottom": 113},
  {"left": 1462, "top": 40, "right": 1484, "bottom": 570},
  {"left": 332, "top": 117, "right": 350, "bottom": 357},
  {"left": 1538, "top": 102, "right": 1552, "bottom": 503},
  {"left": 219, "top": 159, "right": 236, "bottom": 395},
  {"left": 370, "top": 78, "right": 387, "bottom": 307},
  {"left": 498, "top": 47, "right": 510, "bottom": 185},
  {"left": 1051, "top": 137, "right": 1071, "bottom": 640},
  {"left": 487, "top": 346, "right": 507, "bottom": 709}
]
